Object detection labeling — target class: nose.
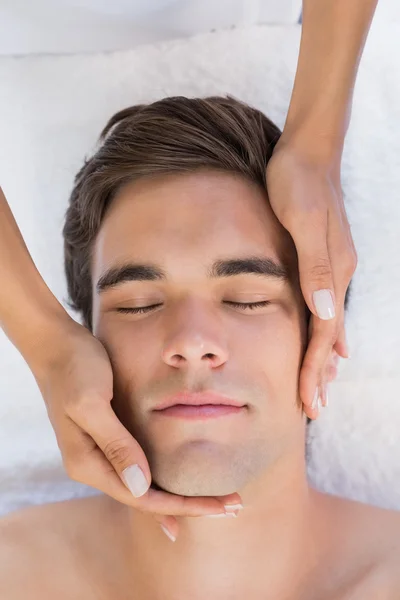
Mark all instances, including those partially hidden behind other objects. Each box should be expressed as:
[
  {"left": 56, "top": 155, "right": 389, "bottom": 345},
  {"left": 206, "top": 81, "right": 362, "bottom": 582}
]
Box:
[
  {"left": 161, "top": 304, "right": 228, "bottom": 369},
  {"left": 163, "top": 336, "right": 227, "bottom": 368}
]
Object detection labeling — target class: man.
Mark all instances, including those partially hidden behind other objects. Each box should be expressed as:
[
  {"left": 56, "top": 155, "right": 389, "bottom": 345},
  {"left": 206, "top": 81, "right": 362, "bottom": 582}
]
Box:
[{"left": 1, "top": 96, "right": 399, "bottom": 599}]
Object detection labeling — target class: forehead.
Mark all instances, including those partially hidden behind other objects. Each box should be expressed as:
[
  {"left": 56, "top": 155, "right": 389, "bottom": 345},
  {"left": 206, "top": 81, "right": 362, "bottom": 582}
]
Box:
[{"left": 92, "top": 171, "right": 294, "bottom": 282}]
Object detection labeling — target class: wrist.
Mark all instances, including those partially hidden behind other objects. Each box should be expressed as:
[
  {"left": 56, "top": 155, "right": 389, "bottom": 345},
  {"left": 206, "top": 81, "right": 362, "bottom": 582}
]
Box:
[
  {"left": 18, "top": 307, "right": 79, "bottom": 375},
  {"left": 277, "top": 122, "right": 345, "bottom": 168}
]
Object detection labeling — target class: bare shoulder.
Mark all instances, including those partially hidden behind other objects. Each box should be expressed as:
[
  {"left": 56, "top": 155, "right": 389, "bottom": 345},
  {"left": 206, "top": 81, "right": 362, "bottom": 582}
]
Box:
[
  {"left": 344, "top": 495, "right": 400, "bottom": 560},
  {"left": 359, "top": 505, "right": 400, "bottom": 600},
  {"left": 320, "top": 491, "right": 400, "bottom": 598},
  {"left": 0, "top": 495, "right": 106, "bottom": 598},
  {"left": 366, "top": 503, "right": 400, "bottom": 593},
  {"left": 361, "top": 507, "right": 400, "bottom": 600}
]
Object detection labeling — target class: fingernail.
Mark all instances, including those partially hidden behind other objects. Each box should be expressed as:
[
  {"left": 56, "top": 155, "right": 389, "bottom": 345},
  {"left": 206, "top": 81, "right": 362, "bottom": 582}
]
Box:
[
  {"left": 311, "top": 388, "right": 319, "bottom": 410},
  {"left": 317, "top": 396, "right": 322, "bottom": 411},
  {"left": 121, "top": 464, "right": 149, "bottom": 498},
  {"left": 160, "top": 524, "right": 176, "bottom": 542},
  {"left": 313, "top": 289, "right": 335, "bottom": 320},
  {"left": 206, "top": 512, "right": 238, "bottom": 518},
  {"left": 224, "top": 503, "right": 244, "bottom": 512},
  {"left": 325, "top": 387, "right": 329, "bottom": 407}
]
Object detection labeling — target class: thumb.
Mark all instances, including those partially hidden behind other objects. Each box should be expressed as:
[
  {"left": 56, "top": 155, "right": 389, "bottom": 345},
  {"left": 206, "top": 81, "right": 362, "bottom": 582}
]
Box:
[
  {"left": 290, "top": 222, "right": 336, "bottom": 321},
  {"left": 75, "top": 402, "right": 151, "bottom": 498}
]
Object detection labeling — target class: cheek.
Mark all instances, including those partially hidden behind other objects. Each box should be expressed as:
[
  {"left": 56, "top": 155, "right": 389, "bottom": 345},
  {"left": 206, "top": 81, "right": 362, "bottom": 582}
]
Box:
[
  {"left": 95, "top": 320, "right": 156, "bottom": 391},
  {"left": 98, "top": 324, "right": 157, "bottom": 429},
  {"left": 234, "top": 311, "right": 303, "bottom": 395}
]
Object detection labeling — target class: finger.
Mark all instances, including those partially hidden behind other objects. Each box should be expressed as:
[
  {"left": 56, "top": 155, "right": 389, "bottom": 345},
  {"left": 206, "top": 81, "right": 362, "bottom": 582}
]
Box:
[
  {"left": 302, "top": 380, "right": 323, "bottom": 420},
  {"left": 63, "top": 407, "right": 241, "bottom": 516},
  {"left": 299, "top": 201, "right": 356, "bottom": 407},
  {"left": 153, "top": 514, "right": 179, "bottom": 542},
  {"left": 68, "top": 398, "right": 152, "bottom": 497},
  {"left": 284, "top": 205, "right": 336, "bottom": 322},
  {"left": 153, "top": 500, "right": 243, "bottom": 543},
  {"left": 333, "top": 317, "right": 349, "bottom": 359},
  {"left": 325, "top": 350, "right": 339, "bottom": 384},
  {"left": 58, "top": 414, "right": 149, "bottom": 501},
  {"left": 299, "top": 312, "right": 338, "bottom": 408},
  {"left": 328, "top": 192, "right": 357, "bottom": 358},
  {"left": 301, "top": 287, "right": 346, "bottom": 411},
  {"left": 326, "top": 200, "right": 354, "bottom": 360},
  {"left": 300, "top": 285, "right": 348, "bottom": 409},
  {"left": 319, "top": 379, "right": 329, "bottom": 408},
  {"left": 135, "top": 486, "right": 242, "bottom": 516}
]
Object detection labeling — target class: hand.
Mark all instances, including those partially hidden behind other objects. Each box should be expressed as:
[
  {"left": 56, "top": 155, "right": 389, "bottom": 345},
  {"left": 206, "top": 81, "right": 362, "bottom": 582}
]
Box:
[
  {"left": 266, "top": 135, "right": 357, "bottom": 419},
  {"left": 32, "top": 318, "right": 242, "bottom": 541}
]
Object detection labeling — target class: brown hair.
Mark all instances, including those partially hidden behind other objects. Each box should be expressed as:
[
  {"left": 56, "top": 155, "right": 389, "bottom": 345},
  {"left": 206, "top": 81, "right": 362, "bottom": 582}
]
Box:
[
  {"left": 62, "top": 95, "right": 285, "bottom": 332},
  {"left": 63, "top": 96, "right": 351, "bottom": 320}
]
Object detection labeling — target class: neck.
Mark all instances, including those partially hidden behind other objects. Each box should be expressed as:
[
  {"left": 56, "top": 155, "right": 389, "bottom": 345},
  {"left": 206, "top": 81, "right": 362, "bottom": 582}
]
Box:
[{"left": 114, "top": 452, "right": 328, "bottom": 600}]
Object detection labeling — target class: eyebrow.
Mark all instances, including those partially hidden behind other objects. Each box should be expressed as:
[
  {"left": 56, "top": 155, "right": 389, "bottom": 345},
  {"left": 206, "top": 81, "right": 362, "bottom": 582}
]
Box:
[{"left": 96, "top": 256, "right": 290, "bottom": 295}]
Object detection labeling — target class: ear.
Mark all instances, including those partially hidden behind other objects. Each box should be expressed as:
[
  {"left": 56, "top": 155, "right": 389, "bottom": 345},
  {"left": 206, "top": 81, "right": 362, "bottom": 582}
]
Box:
[{"left": 324, "top": 349, "right": 340, "bottom": 383}]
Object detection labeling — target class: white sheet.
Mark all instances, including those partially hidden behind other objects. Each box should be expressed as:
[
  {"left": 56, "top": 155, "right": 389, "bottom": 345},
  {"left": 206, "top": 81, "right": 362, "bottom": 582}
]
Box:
[{"left": 0, "top": 20, "right": 399, "bottom": 516}]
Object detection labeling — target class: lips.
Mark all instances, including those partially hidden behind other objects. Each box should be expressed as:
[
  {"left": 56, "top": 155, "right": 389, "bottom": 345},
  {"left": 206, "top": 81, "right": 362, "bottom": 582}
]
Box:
[
  {"left": 153, "top": 391, "right": 246, "bottom": 411},
  {"left": 155, "top": 404, "right": 244, "bottom": 420}
]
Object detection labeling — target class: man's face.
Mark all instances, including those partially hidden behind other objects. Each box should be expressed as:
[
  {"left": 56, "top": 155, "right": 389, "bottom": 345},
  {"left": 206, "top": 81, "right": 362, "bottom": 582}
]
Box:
[{"left": 91, "top": 170, "right": 308, "bottom": 496}]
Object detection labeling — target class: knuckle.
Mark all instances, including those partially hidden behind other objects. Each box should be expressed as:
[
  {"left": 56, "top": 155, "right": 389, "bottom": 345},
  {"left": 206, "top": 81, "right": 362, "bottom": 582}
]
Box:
[
  {"left": 308, "top": 322, "right": 337, "bottom": 349},
  {"left": 308, "top": 258, "right": 332, "bottom": 282},
  {"left": 103, "top": 440, "right": 132, "bottom": 468},
  {"left": 300, "top": 358, "right": 317, "bottom": 382},
  {"left": 321, "top": 321, "right": 339, "bottom": 345},
  {"left": 338, "top": 248, "right": 357, "bottom": 275},
  {"left": 345, "top": 251, "right": 358, "bottom": 275},
  {"left": 339, "top": 245, "right": 357, "bottom": 276}
]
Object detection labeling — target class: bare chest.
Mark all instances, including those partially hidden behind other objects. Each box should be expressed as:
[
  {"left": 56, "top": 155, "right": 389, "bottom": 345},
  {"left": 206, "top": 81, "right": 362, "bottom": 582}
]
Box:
[{"left": 24, "top": 557, "right": 397, "bottom": 600}]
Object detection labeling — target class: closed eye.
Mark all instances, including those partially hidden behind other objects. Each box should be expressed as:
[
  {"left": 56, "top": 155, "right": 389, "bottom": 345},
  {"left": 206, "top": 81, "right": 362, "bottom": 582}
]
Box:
[{"left": 116, "top": 301, "right": 271, "bottom": 315}]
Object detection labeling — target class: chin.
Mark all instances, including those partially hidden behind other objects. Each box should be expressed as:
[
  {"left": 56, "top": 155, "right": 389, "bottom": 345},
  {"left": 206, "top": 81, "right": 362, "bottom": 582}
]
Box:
[
  {"left": 153, "top": 475, "right": 239, "bottom": 497},
  {"left": 146, "top": 440, "right": 259, "bottom": 496},
  {"left": 151, "top": 458, "right": 243, "bottom": 497}
]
